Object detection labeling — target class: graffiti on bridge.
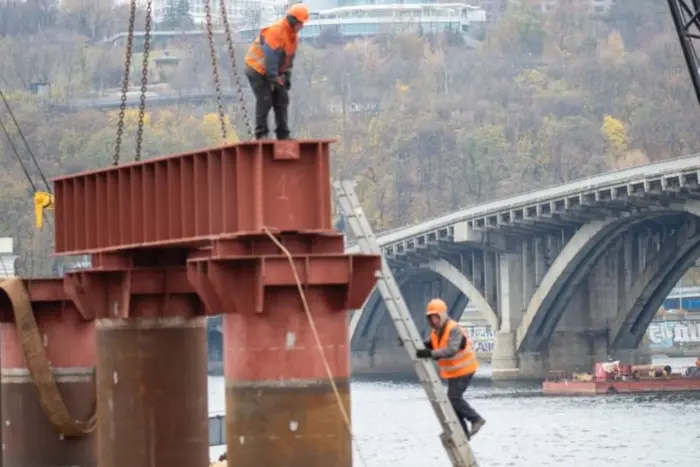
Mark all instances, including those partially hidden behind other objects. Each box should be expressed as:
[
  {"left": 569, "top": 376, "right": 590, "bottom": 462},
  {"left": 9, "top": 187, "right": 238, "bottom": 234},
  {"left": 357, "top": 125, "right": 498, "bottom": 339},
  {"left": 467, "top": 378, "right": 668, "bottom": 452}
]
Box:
[
  {"left": 464, "top": 325, "right": 494, "bottom": 353},
  {"left": 463, "top": 320, "right": 700, "bottom": 352},
  {"left": 647, "top": 320, "right": 700, "bottom": 349}
]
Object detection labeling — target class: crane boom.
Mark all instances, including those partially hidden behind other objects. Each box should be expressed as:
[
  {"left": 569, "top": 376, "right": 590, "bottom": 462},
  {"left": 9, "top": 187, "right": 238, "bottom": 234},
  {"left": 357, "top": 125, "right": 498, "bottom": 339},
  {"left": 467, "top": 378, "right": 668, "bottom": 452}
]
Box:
[{"left": 668, "top": 0, "right": 700, "bottom": 106}]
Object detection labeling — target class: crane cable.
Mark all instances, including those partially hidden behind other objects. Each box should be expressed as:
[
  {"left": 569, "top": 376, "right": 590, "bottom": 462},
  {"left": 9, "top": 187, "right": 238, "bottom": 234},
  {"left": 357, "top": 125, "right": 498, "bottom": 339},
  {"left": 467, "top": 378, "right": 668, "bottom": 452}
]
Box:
[
  {"left": 112, "top": 0, "right": 153, "bottom": 166},
  {"left": 0, "top": 113, "right": 36, "bottom": 193},
  {"left": 204, "top": 0, "right": 230, "bottom": 141},
  {"left": 203, "top": 0, "right": 254, "bottom": 141},
  {"left": 217, "top": 0, "right": 253, "bottom": 139},
  {"left": 0, "top": 88, "right": 51, "bottom": 193},
  {"left": 0, "top": 83, "right": 95, "bottom": 438}
]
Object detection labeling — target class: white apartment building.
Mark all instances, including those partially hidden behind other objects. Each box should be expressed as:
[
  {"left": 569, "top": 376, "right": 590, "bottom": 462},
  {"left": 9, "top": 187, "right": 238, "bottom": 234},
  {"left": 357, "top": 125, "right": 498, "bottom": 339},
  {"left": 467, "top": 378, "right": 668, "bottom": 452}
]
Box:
[
  {"left": 141, "top": 0, "right": 289, "bottom": 26},
  {"left": 476, "top": 0, "right": 616, "bottom": 21},
  {"left": 0, "top": 238, "right": 17, "bottom": 278}
]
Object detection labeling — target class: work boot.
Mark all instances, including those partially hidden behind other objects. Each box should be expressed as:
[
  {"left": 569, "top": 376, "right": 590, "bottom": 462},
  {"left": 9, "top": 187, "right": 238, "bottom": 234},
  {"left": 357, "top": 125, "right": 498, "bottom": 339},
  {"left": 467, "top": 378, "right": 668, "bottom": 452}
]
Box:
[
  {"left": 470, "top": 419, "right": 486, "bottom": 438},
  {"left": 255, "top": 132, "right": 270, "bottom": 140}
]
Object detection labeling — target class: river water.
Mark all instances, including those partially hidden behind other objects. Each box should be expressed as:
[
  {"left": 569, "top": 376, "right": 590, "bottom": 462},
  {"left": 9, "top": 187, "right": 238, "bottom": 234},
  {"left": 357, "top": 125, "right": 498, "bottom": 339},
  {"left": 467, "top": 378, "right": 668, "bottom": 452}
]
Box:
[{"left": 208, "top": 357, "right": 700, "bottom": 466}]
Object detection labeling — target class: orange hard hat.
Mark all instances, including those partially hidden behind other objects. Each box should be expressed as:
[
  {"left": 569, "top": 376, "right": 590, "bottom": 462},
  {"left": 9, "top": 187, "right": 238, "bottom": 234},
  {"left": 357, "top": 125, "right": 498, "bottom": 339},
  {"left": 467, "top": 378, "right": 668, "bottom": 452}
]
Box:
[
  {"left": 287, "top": 3, "right": 309, "bottom": 23},
  {"left": 426, "top": 298, "right": 448, "bottom": 316}
]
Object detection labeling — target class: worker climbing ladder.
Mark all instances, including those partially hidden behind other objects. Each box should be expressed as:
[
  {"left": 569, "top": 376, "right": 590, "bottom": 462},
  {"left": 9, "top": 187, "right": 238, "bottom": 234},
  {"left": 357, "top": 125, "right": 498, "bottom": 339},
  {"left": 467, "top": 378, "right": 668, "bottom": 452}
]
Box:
[{"left": 332, "top": 180, "right": 479, "bottom": 467}]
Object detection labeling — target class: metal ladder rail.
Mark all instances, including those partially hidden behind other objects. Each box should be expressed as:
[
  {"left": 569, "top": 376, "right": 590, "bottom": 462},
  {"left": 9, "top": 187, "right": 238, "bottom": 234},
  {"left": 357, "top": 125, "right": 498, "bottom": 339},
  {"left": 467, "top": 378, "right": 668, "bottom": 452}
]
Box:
[{"left": 333, "top": 180, "right": 479, "bottom": 467}]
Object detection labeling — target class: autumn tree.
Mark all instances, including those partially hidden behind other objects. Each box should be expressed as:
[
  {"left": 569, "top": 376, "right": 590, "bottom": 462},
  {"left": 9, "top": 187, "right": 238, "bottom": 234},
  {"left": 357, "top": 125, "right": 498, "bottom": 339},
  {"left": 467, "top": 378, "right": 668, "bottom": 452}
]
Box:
[
  {"left": 3, "top": 0, "right": 700, "bottom": 266},
  {"left": 160, "top": 0, "right": 194, "bottom": 30}
]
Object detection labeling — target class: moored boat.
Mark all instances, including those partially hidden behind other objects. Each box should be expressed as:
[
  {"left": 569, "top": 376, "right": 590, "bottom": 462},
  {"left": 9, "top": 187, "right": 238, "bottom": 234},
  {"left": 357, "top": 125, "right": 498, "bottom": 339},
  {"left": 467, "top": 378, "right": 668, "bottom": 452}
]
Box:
[{"left": 542, "top": 361, "right": 700, "bottom": 395}]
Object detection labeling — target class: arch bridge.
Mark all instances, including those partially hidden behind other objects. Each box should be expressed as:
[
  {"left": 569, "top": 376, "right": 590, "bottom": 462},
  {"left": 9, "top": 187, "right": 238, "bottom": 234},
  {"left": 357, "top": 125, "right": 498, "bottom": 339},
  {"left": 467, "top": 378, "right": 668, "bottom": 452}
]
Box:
[{"left": 344, "top": 154, "right": 700, "bottom": 379}]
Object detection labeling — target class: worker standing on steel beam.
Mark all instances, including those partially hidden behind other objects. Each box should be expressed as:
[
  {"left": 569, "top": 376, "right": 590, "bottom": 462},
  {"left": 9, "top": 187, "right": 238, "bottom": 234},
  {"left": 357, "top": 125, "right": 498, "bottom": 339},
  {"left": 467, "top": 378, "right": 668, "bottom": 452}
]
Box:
[
  {"left": 416, "top": 298, "right": 486, "bottom": 438},
  {"left": 244, "top": 3, "right": 309, "bottom": 140}
]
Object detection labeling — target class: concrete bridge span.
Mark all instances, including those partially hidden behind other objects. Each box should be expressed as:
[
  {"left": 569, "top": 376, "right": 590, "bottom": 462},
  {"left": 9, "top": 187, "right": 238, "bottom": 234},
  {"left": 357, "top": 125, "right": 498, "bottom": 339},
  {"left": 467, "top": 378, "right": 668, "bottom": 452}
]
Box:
[{"left": 345, "top": 154, "right": 700, "bottom": 379}]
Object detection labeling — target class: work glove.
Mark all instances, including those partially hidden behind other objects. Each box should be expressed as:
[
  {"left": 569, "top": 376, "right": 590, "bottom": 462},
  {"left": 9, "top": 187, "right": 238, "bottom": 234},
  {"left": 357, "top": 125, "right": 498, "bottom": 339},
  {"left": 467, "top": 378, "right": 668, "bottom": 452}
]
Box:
[
  {"left": 270, "top": 76, "right": 285, "bottom": 91},
  {"left": 416, "top": 349, "right": 432, "bottom": 359},
  {"left": 283, "top": 71, "right": 291, "bottom": 91}
]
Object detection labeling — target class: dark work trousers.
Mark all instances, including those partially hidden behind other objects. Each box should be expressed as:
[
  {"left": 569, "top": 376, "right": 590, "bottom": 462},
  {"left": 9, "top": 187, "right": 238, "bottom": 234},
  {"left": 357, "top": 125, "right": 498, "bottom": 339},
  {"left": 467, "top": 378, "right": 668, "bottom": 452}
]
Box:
[
  {"left": 446, "top": 373, "right": 482, "bottom": 435},
  {"left": 245, "top": 67, "right": 290, "bottom": 140}
]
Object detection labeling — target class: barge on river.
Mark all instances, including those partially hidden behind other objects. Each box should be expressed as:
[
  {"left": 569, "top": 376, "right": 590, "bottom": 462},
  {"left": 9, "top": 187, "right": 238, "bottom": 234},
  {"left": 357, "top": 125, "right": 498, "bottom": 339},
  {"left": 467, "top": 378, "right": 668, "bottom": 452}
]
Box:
[{"left": 542, "top": 361, "right": 700, "bottom": 395}]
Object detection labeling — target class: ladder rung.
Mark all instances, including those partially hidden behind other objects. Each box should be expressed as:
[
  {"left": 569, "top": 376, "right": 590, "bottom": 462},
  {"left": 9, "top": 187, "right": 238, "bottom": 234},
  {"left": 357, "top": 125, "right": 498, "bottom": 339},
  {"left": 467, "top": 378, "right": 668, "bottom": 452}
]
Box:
[{"left": 333, "top": 181, "right": 479, "bottom": 467}]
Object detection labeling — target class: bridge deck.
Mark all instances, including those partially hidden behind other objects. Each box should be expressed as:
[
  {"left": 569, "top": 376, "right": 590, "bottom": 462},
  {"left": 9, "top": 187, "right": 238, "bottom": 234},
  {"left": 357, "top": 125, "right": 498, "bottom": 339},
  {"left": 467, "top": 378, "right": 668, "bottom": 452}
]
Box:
[{"left": 346, "top": 154, "right": 700, "bottom": 253}]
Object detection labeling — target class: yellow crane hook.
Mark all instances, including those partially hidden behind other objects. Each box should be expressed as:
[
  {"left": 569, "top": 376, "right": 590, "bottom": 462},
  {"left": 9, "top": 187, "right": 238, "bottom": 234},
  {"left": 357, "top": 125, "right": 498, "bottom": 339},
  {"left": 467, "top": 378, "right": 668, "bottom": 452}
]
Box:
[{"left": 34, "top": 192, "right": 54, "bottom": 229}]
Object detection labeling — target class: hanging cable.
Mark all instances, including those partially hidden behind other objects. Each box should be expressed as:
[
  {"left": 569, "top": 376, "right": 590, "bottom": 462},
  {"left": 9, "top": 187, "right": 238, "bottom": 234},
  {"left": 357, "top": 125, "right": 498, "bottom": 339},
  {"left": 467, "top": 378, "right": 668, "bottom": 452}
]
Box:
[
  {"left": 0, "top": 86, "right": 53, "bottom": 231},
  {"left": 262, "top": 227, "right": 370, "bottom": 467},
  {"left": 0, "top": 115, "right": 36, "bottom": 192},
  {"left": 0, "top": 88, "right": 51, "bottom": 193}
]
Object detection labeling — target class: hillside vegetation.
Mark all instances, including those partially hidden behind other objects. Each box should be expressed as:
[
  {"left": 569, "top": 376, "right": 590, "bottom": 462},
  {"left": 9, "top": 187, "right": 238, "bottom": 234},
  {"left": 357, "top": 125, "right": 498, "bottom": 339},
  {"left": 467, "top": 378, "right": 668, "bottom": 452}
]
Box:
[{"left": 1, "top": 0, "right": 699, "bottom": 276}]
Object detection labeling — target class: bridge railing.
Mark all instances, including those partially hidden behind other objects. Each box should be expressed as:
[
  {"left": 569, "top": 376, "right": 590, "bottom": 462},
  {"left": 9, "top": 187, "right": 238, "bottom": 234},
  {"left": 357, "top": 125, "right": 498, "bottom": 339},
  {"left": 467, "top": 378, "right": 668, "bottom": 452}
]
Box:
[{"left": 345, "top": 152, "right": 700, "bottom": 250}]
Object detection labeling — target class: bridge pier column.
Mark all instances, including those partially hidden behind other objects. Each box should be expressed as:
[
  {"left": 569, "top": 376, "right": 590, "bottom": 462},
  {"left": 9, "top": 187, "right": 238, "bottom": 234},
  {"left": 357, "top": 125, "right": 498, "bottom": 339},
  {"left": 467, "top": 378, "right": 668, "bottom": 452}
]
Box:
[
  {"left": 516, "top": 241, "right": 653, "bottom": 380},
  {"left": 522, "top": 241, "right": 535, "bottom": 308},
  {"left": 491, "top": 331, "right": 520, "bottom": 380},
  {"left": 492, "top": 253, "right": 523, "bottom": 380}
]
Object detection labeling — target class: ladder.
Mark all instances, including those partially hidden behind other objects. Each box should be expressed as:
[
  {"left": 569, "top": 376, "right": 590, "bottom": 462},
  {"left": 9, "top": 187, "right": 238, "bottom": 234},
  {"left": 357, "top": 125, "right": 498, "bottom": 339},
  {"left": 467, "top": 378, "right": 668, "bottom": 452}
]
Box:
[{"left": 333, "top": 180, "right": 479, "bottom": 467}]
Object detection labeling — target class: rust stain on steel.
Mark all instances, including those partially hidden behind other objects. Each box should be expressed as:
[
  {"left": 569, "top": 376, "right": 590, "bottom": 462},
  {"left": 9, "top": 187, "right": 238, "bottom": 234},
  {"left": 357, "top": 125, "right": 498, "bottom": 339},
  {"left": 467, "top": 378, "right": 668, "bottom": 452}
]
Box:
[
  {"left": 0, "top": 278, "right": 72, "bottom": 310},
  {"left": 224, "top": 288, "right": 358, "bottom": 467},
  {"left": 2, "top": 379, "right": 97, "bottom": 467},
  {"left": 53, "top": 140, "right": 335, "bottom": 256},
  {"left": 188, "top": 235, "right": 380, "bottom": 316},
  {"left": 0, "top": 296, "right": 97, "bottom": 467},
  {"left": 96, "top": 320, "right": 209, "bottom": 467},
  {"left": 63, "top": 267, "right": 205, "bottom": 321},
  {"left": 209, "top": 232, "right": 347, "bottom": 257},
  {"left": 224, "top": 288, "right": 351, "bottom": 381},
  {"left": 226, "top": 382, "right": 352, "bottom": 467},
  {"left": 0, "top": 313, "right": 95, "bottom": 370}
]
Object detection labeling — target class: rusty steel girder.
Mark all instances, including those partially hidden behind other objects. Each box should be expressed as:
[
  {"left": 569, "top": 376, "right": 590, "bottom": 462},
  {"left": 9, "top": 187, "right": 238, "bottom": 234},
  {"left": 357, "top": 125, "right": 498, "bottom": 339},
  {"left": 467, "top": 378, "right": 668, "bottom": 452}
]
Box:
[
  {"left": 53, "top": 140, "right": 334, "bottom": 255},
  {"left": 187, "top": 233, "right": 378, "bottom": 315},
  {"left": 7, "top": 139, "right": 382, "bottom": 467}
]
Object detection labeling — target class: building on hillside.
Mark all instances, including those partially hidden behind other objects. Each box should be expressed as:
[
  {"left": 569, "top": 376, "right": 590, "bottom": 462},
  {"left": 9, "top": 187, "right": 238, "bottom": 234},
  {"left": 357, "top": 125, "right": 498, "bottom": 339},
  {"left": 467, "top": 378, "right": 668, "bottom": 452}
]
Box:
[
  {"left": 0, "top": 238, "right": 17, "bottom": 278},
  {"left": 137, "top": 0, "right": 289, "bottom": 28},
  {"left": 510, "top": 0, "right": 615, "bottom": 14},
  {"left": 238, "top": 2, "right": 487, "bottom": 45},
  {"left": 474, "top": 0, "right": 617, "bottom": 22},
  {"left": 103, "top": 0, "right": 487, "bottom": 46}
]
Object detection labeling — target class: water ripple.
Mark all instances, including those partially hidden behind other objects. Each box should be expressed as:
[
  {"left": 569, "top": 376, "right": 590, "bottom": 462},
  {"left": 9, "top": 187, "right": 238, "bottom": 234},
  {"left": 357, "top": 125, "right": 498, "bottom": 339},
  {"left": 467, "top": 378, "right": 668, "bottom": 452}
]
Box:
[{"left": 208, "top": 358, "right": 700, "bottom": 466}]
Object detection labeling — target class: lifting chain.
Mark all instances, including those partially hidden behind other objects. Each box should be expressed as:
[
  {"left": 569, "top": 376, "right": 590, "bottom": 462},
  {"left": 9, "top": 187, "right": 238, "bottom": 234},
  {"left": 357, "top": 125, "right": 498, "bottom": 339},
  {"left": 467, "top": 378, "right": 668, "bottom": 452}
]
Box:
[
  {"left": 135, "top": 0, "right": 153, "bottom": 162},
  {"left": 113, "top": 0, "right": 137, "bottom": 166},
  {"left": 218, "top": 0, "right": 253, "bottom": 139},
  {"left": 204, "top": 0, "right": 228, "bottom": 141}
]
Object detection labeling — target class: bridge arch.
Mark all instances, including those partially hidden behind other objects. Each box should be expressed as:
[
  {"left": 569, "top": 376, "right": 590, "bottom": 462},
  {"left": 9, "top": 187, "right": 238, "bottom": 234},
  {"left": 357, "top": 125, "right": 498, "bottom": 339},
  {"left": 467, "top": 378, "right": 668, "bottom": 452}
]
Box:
[
  {"left": 357, "top": 260, "right": 494, "bottom": 347},
  {"left": 422, "top": 259, "right": 498, "bottom": 329},
  {"left": 516, "top": 207, "right": 699, "bottom": 353},
  {"left": 611, "top": 228, "right": 700, "bottom": 349}
]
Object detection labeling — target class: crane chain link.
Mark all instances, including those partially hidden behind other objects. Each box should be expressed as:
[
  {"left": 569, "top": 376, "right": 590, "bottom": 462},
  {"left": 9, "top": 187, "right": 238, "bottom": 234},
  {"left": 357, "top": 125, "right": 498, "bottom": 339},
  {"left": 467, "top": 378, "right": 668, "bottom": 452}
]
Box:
[
  {"left": 218, "top": 0, "right": 253, "bottom": 139},
  {"left": 204, "top": 0, "right": 228, "bottom": 141},
  {"left": 135, "top": 0, "right": 153, "bottom": 162},
  {"left": 113, "top": 0, "right": 137, "bottom": 166}
]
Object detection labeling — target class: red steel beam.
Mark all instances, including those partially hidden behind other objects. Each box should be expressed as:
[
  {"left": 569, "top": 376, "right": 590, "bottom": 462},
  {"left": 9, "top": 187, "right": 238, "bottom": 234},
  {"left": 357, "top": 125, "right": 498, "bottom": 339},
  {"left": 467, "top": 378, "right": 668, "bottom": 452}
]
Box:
[
  {"left": 24, "top": 138, "right": 381, "bottom": 467},
  {"left": 53, "top": 140, "right": 334, "bottom": 256}
]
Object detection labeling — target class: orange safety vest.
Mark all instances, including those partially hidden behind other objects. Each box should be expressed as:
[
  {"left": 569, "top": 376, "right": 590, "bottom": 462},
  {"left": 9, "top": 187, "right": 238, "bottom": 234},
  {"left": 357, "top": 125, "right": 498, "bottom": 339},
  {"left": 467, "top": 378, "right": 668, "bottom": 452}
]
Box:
[
  {"left": 430, "top": 319, "right": 478, "bottom": 380},
  {"left": 245, "top": 19, "right": 298, "bottom": 77}
]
